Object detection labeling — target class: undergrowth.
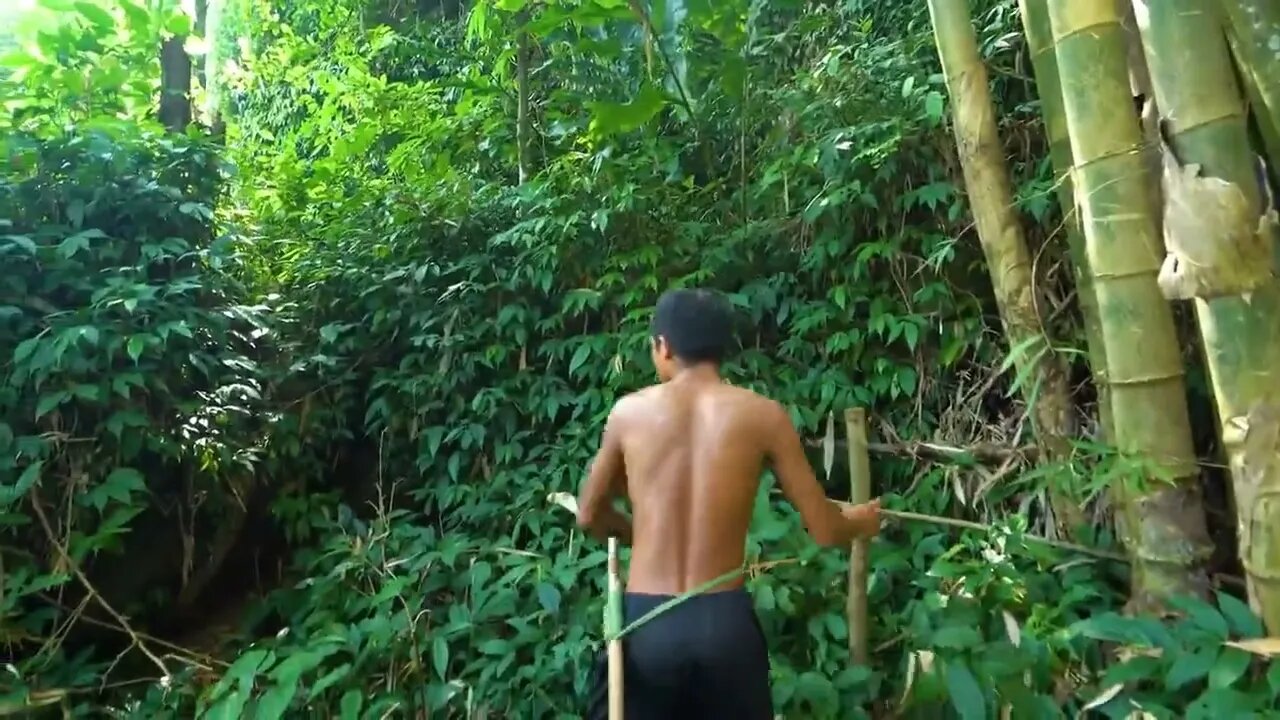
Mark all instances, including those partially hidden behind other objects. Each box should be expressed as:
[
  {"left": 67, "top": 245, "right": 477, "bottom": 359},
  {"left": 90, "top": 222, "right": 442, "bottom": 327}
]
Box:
[{"left": 1, "top": 0, "right": 1279, "bottom": 718}]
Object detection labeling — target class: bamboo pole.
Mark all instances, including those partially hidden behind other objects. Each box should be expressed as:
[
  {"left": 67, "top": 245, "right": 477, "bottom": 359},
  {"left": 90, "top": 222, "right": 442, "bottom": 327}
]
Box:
[
  {"left": 1017, "top": 0, "right": 1112, "bottom": 436},
  {"left": 925, "top": 0, "right": 1081, "bottom": 536},
  {"left": 844, "top": 408, "right": 870, "bottom": 666},
  {"left": 606, "top": 537, "right": 624, "bottom": 720},
  {"left": 1220, "top": 1, "right": 1280, "bottom": 154},
  {"left": 1134, "top": 0, "right": 1280, "bottom": 632},
  {"left": 1047, "top": 0, "right": 1215, "bottom": 608}
]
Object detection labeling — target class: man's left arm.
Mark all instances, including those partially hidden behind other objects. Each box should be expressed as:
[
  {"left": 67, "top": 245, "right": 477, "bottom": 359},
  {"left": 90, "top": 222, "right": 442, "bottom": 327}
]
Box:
[{"left": 575, "top": 408, "right": 632, "bottom": 545}]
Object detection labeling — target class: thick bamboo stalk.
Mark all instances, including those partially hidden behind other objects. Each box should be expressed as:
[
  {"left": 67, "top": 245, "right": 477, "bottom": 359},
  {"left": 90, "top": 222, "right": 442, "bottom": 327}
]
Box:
[
  {"left": 606, "top": 537, "right": 624, "bottom": 720},
  {"left": 1136, "top": 0, "right": 1280, "bottom": 632},
  {"left": 1047, "top": 0, "right": 1214, "bottom": 608},
  {"left": 1017, "top": 0, "right": 1112, "bottom": 436},
  {"left": 844, "top": 408, "right": 870, "bottom": 666},
  {"left": 1221, "top": 1, "right": 1280, "bottom": 152},
  {"left": 925, "top": 0, "right": 1081, "bottom": 535},
  {"left": 1221, "top": 0, "right": 1280, "bottom": 194}
]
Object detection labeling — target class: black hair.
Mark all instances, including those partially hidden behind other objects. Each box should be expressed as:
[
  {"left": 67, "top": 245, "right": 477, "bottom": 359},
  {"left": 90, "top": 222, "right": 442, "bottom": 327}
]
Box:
[{"left": 651, "top": 288, "right": 736, "bottom": 364}]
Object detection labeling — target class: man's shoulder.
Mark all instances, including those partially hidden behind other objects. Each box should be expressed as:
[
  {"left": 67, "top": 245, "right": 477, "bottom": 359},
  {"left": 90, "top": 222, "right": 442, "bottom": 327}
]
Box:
[
  {"left": 608, "top": 385, "right": 662, "bottom": 418},
  {"left": 721, "top": 383, "right": 783, "bottom": 413}
]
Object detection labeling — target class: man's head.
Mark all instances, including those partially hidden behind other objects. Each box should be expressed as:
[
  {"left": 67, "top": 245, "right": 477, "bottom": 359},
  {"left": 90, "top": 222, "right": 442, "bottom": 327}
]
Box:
[{"left": 650, "top": 288, "right": 735, "bottom": 382}]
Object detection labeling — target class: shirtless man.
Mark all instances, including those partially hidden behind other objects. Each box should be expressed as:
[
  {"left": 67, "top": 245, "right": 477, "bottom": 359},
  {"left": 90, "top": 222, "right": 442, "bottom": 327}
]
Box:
[{"left": 576, "top": 288, "right": 881, "bottom": 719}]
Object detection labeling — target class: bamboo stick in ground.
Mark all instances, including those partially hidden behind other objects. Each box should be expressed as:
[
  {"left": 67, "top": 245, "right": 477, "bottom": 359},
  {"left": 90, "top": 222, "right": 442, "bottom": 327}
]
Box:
[
  {"left": 844, "top": 408, "right": 871, "bottom": 666},
  {"left": 606, "top": 536, "right": 624, "bottom": 720}
]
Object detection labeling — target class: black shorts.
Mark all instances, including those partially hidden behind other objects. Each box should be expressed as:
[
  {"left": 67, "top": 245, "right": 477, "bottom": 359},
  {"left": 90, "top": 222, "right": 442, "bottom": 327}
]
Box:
[{"left": 585, "top": 588, "right": 773, "bottom": 719}]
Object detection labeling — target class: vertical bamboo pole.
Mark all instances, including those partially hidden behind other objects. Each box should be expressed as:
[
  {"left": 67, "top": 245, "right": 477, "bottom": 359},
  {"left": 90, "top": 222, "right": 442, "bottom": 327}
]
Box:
[
  {"left": 845, "top": 408, "right": 870, "bottom": 666},
  {"left": 925, "top": 0, "right": 1081, "bottom": 536},
  {"left": 606, "top": 537, "right": 624, "bottom": 719},
  {"left": 1047, "top": 0, "right": 1215, "bottom": 607},
  {"left": 1017, "top": 0, "right": 1112, "bottom": 435}
]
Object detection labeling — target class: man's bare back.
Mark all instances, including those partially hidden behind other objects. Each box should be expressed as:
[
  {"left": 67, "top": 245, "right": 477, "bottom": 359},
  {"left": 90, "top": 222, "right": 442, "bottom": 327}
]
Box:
[
  {"left": 610, "top": 375, "right": 771, "bottom": 594},
  {"left": 579, "top": 370, "right": 880, "bottom": 594},
  {"left": 575, "top": 288, "right": 880, "bottom": 720}
]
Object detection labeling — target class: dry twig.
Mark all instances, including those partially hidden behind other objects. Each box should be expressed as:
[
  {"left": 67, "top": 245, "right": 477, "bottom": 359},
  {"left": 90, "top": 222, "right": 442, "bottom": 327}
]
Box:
[{"left": 29, "top": 493, "right": 172, "bottom": 679}]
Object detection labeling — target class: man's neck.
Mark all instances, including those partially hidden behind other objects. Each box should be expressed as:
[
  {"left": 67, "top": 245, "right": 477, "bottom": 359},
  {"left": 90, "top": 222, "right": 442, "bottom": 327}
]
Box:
[{"left": 669, "top": 364, "right": 721, "bottom": 384}]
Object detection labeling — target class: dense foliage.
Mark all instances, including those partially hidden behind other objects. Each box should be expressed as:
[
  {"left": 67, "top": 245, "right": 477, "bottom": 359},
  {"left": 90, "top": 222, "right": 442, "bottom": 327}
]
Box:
[{"left": 2, "top": 0, "right": 1279, "bottom": 718}]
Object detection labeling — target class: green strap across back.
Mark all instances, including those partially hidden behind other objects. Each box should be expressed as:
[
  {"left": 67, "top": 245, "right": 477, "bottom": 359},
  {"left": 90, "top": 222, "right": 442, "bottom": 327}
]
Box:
[{"left": 601, "top": 565, "right": 748, "bottom": 646}]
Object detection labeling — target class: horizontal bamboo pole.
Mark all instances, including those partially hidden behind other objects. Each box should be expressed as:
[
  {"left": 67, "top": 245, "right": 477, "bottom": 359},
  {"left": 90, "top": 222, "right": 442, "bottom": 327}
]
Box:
[{"left": 805, "top": 437, "right": 1037, "bottom": 465}]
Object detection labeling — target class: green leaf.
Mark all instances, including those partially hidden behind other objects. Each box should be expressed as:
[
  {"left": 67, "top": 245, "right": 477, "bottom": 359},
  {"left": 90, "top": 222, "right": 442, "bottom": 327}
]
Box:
[
  {"left": 1207, "top": 647, "right": 1251, "bottom": 689},
  {"left": 1166, "top": 594, "right": 1232, "bottom": 641},
  {"left": 126, "top": 335, "right": 146, "bottom": 361},
  {"left": 432, "top": 636, "right": 449, "bottom": 679},
  {"left": 165, "top": 9, "right": 193, "bottom": 35},
  {"left": 35, "top": 391, "right": 69, "bottom": 419},
  {"left": 1216, "top": 591, "right": 1263, "bottom": 638},
  {"left": 13, "top": 337, "right": 39, "bottom": 364},
  {"left": 2, "top": 235, "right": 37, "bottom": 254},
  {"left": 569, "top": 344, "right": 591, "bottom": 377},
  {"left": 943, "top": 659, "right": 986, "bottom": 720},
  {"left": 925, "top": 91, "right": 945, "bottom": 123},
  {"left": 339, "top": 689, "right": 362, "bottom": 720},
  {"left": 587, "top": 84, "right": 667, "bottom": 139},
  {"left": 3, "top": 461, "right": 43, "bottom": 505},
  {"left": 66, "top": 197, "right": 87, "bottom": 226},
  {"left": 307, "top": 663, "right": 351, "bottom": 701},
  {"left": 58, "top": 228, "right": 106, "bottom": 258},
  {"left": 102, "top": 467, "right": 145, "bottom": 503},
  {"left": 1166, "top": 648, "right": 1218, "bottom": 690},
  {"left": 536, "top": 582, "right": 561, "bottom": 613},
  {"left": 931, "top": 624, "right": 982, "bottom": 650}
]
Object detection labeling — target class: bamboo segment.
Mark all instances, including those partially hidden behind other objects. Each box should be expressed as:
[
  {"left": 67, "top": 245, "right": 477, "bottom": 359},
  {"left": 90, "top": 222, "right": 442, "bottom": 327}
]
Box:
[
  {"left": 606, "top": 537, "right": 624, "bottom": 720},
  {"left": 1222, "top": 0, "right": 1280, "bottom": 194},
  {"left": 1047, "top": 0, "right": 1214, "bottom": 608},
  {"left": 844, "top": 408, "right": 870, "bottom": 666},
  {"left": 1017, "top": 0, "right": 1112, "bottom": 436},
  {"left": 925, "top": 0, "right": 1081, "bottom": 534},
  {"left": 1136, "top": 0, "right": 1280, "bottom": 632}
]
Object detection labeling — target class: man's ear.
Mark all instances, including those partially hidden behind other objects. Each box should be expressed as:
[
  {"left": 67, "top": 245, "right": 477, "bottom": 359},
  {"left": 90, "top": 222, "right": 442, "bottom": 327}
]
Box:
[{"left": 653, "top": 335, "right": 670, "bottom": 358}]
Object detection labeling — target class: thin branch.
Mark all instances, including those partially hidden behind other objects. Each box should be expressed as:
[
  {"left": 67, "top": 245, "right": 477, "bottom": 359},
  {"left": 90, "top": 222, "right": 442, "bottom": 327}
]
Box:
[{"left": 29, "top": 494, "right": 172, "bottom": 678}]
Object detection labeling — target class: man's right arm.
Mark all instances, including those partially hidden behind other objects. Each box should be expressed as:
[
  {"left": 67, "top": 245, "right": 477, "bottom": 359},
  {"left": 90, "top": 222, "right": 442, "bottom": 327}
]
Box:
[{"left": 763, "top": 400, "right": 880, "bottom": 548}]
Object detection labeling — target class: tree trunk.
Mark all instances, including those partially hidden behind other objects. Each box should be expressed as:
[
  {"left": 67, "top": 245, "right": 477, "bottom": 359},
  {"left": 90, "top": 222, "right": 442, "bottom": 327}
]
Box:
[
  {"left": 926, "top": 0, "right": 1081, "bottom": 536},
  {"left": 159, "top": 31, "right": 192, "bottom": 132},
  {"left": 516, "top": 26, "right": 532, "bottom": 185},
  {"left": 1047, "top": 0, "right": 1214, "bottom": 608},
  {"left": 1017, "top": 0, "right": 1112, "bottom": 437},
  {"left": 1136, "top": 0, "right": 1280, "bottom": 632}
]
